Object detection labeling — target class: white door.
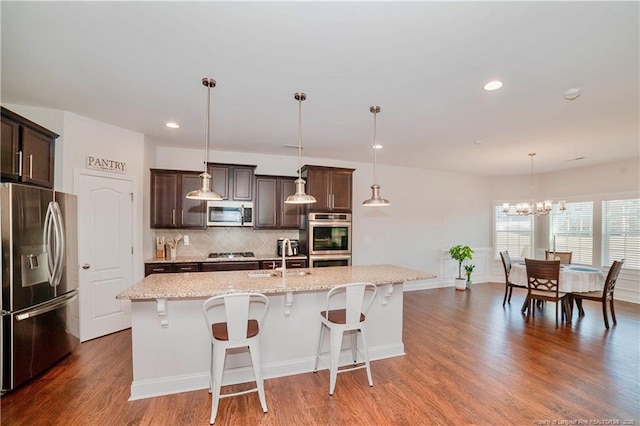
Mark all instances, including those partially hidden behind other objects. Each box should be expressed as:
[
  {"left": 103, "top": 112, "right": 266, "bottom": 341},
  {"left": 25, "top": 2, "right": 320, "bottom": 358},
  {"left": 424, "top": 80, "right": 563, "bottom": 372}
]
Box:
[{"left": 76, "top": 169, "right": 134, "bottom": 341}]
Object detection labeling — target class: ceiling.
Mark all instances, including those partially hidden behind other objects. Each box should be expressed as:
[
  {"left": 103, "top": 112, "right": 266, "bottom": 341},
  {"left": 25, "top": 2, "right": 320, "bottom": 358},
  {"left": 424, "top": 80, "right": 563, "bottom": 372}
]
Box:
[{"left": 2, "top": 1, "right": 638, "bottom": 177}]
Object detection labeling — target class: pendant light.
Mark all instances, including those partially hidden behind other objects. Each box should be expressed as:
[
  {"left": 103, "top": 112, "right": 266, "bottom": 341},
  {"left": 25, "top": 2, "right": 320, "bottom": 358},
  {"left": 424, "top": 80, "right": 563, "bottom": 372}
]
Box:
[
  {"left": 285, "top": 92, "right": 316, "bottom": 204},
  {"left": 362, "top": 105, "right": 390, "bottom": 207},
  {"left": 186, "top": 78, "right": 223, "bottom": 200}
]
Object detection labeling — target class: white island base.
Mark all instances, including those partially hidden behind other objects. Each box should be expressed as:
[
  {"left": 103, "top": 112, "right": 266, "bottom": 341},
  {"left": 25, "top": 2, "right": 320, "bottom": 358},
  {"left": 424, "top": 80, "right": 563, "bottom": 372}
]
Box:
[{"left": 128, "top": 283, "right": 404, "bottom": 400}]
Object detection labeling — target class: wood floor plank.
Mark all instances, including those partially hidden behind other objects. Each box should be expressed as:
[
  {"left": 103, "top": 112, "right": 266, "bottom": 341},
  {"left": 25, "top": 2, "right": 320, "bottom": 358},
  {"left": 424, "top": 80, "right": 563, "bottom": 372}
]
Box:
[{"left": 1, "top": 283, "right": 638, "bottom": 425}]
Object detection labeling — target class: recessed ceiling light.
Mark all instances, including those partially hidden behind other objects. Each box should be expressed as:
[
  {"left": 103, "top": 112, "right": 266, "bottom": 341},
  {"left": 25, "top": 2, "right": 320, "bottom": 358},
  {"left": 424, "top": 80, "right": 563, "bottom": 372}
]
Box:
[
  {"left": 483, "top": 80, "right": 503, "bottom": 91},
  {"left": 373, "top": 144, "right": 383, "bottom": 150},
  {"left": 165, "top": 122, "right": 180, "bottom": 129},
  {"left": 473, "top": 140, "right": 483, "bottom": 145}
]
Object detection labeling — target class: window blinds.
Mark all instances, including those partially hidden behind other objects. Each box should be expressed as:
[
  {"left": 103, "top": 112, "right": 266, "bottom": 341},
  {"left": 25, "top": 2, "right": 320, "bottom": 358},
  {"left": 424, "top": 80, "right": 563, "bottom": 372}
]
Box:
[
  {"left": 602, "top": 198, "right": 640, "bottom": 270},
  {"left": 495, "top": 205, "right": 533, "bottom": 259},
  {"left": 550, "top": 201, "right": 593, "bottom": 265}
]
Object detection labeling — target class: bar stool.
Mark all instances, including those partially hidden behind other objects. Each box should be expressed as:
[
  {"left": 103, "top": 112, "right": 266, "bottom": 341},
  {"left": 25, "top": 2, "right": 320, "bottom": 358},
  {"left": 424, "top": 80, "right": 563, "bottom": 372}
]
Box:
[
  {"left": 313, "top": 282, "right": 377, "bottom": 395},
  {"left": 202, "top": 293, "right": 269, "bottom": 424}
]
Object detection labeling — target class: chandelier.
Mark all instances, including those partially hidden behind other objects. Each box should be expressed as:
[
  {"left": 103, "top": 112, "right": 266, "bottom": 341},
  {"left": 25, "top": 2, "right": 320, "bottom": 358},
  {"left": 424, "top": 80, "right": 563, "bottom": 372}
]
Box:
[{"left": 502, "top": 153, "right": 565, "bottom": 216}]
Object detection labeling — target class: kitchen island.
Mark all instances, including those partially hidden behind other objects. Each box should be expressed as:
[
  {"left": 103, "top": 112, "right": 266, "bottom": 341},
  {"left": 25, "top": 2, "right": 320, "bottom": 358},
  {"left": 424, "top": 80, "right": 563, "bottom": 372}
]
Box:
[{"left": 116, "top": 264, "right": 435, "bottom": 400}]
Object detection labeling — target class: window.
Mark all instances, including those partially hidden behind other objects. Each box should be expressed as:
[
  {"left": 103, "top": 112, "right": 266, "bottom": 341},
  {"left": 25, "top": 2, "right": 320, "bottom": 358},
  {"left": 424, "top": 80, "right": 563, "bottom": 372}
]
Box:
[
  {"left": 549, "top": 201, "right": 593, "bottom": 265},
  {"left": 495, "top": 205, "right": 533, "bottom": 259},
  {"left": 602, "top": 198, "right": 640, "bottom": 270}
]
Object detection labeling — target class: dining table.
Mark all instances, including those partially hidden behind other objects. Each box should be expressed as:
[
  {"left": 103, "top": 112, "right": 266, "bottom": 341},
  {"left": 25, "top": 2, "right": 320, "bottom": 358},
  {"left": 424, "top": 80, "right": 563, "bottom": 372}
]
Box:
[
  {"left": 510, "top": 262, "right": 605, "bottom": 293},
  {"left": 510, "top": 262, "right": 606, "bottom": 322}
]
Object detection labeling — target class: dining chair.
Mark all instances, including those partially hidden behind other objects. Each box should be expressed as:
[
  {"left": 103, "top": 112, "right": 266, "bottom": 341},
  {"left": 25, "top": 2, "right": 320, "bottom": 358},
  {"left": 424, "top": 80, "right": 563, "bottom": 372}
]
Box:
[
  {"left": 545, "top": 250, "right": 572, "bottom": 264},
  {"left": 202, "top": 293, "right": 269, "bottom": 424},
  {"left": 314, "top": 282, "right": 377, "bottom": 396},
  {"left": 500, "top": 250, "right": 528, "bottom": 311},
  {"left": 524, "top": 259, "right": 569, "bottom": 329},
  {"left": 572, "top": 260, "right": 624, "bottom": 329}
]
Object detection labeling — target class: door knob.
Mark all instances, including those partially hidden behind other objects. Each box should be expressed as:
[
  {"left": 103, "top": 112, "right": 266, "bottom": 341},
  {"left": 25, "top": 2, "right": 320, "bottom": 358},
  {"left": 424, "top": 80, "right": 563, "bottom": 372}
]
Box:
[{"left": 82, "top": 263, "right": 91, "bottom": 270}]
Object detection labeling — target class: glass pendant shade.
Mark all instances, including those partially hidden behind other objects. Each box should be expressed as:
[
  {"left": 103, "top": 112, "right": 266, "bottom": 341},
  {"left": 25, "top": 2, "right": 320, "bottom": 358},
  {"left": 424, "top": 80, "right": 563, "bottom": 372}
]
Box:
[
  {"left": 285, "top": 91, "right": 316, "bottom": 205},
  {"left": 186, "top": 77, "right": 223, "bottom": 201},
  {"left": 362, "top": 105, "right": 390, "bottom": 207}
]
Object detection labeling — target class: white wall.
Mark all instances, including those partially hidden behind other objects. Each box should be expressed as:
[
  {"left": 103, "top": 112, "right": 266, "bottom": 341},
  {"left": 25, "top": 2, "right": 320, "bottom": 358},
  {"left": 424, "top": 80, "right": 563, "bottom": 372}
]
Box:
[
  {"left": 489, "top": 157, "right": 640, "bottom": 202},
  {"left": 488, "top": 157, "right": 640, "bottom": 302},
  {"left": 153, "top": 146, "right": 492, "bottom": 278},
  {"left": 6, "top": 104, "right": 637, "bottom": 300},
  {"left": 5, "top": 104, "right": 147, "bottom": 283},
  {"left": 5, "top": 104, "right": 66, "bottom": 191}
]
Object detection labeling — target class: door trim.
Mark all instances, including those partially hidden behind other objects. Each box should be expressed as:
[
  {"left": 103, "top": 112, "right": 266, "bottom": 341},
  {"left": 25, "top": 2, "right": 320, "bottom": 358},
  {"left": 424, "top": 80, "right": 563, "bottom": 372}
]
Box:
[{"left": 73, "top": 168, "right": 137, "bottom": 341}]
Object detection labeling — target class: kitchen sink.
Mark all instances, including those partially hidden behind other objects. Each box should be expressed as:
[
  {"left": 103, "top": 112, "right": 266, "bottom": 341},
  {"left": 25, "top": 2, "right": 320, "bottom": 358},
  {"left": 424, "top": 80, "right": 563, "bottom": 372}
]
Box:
[
  {"left": 247, "top": 270, "right": 311, "bottom": 278},
  {"left": 282, "top": 270, "right": 311, "bottom": 277},
  {"left": 247, "top": 272, "right": 277, "bottom": 278}
]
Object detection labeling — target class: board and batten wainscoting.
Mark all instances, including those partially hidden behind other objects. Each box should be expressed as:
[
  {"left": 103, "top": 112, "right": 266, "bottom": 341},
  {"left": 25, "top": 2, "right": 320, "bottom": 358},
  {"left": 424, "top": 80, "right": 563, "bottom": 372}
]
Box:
[{"left": 403, "top": 248, "right": 492, "bottom": 292}]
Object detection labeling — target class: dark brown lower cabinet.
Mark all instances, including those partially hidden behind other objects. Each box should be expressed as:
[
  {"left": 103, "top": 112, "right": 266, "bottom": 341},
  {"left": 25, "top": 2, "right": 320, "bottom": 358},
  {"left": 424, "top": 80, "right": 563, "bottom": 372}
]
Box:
[
  {"left": 144, "top": 262, "right": 201, "bottom": 276},
  {"left": 260, "top": 259, "right": 307, "bottom": 269},
  {"left": 144, "top": 259, "right": 306, "bottom": 276},
  {"left": 201, "top": 261, "right": 260, "bottom": 272}
]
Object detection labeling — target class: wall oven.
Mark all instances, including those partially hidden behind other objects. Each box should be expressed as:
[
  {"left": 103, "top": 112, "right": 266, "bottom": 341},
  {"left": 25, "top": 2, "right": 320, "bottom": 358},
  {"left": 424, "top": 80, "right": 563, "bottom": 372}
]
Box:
[
  {"left": 206, "top": 201, "right": 253, "bottom": 227},
  {"left": 307, "top": 212, "right": 352, "bottom": 255}
]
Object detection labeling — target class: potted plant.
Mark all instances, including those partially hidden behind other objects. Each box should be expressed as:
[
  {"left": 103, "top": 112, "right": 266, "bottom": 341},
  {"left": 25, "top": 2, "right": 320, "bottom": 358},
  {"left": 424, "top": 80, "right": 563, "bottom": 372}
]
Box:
[
  {"left": 449, "top": 245, "right": 474, "bottom": 291},
  {"left": 464, "top": 264, "right": 475, "bottom": 288}
]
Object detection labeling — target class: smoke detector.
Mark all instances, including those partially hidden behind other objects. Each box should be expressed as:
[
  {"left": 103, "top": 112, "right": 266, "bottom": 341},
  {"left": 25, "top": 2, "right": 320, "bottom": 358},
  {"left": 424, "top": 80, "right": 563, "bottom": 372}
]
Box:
[{"left": 564, "top": 87, "right": 581, "bottom": 101}]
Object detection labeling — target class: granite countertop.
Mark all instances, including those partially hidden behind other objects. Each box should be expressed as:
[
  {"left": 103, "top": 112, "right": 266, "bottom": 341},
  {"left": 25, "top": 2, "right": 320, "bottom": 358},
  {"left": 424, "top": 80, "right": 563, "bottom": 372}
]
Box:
[
  {"left": 117, "top": 264, "right": 436, "bottom": 300},
  {"left": 145, "top": 255, "right": 309, "bottom": 264}
]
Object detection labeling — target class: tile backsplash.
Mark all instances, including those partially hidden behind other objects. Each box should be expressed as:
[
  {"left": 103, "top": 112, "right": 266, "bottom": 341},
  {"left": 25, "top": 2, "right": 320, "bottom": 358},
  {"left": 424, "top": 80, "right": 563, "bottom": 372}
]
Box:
[{"left": 154, "top": 228, "right": 301, "bottom": 258}]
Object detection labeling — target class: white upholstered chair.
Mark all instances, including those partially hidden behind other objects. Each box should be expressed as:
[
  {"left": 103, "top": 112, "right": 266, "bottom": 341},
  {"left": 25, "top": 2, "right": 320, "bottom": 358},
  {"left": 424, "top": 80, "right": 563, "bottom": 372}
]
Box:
[
  {"left": 314, "top": 282, "right": 377, "bottom": 395},
  {"left": 202, "top": 293, "right": 269, "bottom": 424}
]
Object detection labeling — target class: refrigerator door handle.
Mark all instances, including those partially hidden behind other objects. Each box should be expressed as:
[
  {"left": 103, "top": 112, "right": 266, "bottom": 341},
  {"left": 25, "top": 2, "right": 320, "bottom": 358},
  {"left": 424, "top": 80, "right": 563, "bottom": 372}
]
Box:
[
  {"left": 44, "top": 201, "right": 56, "bottom": 285},
  {"left": 15, "top": 290, "right": 78, "bottom": 321},
  {"left": 44, "top": 201, "right": 65, "bottom": 287},
  {"left": 52, "top": 201, "right": 66, "bottom": 287}
]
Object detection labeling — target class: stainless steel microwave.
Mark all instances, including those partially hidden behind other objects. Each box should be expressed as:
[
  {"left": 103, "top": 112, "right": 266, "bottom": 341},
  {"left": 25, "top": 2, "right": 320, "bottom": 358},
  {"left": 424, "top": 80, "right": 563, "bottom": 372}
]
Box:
[{"left": 206, "top": 201, "right": 253, "bottom": 227}]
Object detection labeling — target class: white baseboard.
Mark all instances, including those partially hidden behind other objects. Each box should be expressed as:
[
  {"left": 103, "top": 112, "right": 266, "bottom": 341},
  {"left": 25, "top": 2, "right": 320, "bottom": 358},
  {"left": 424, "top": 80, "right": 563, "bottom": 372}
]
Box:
[
  {"left": 128, "top": 343, "right": 405, "bottom": 401},
  {"left": 404, "top": 280, "right": 493, "bottom": 292},
  {"left": 615, "top": 288, "right": 640, "bottom": 304}
]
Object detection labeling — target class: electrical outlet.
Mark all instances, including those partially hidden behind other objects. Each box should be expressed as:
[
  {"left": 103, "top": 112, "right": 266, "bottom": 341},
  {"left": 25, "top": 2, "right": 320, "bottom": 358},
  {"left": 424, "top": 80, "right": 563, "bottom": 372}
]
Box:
[{"left": 183, "top": 235, "right": 190, "bottom": 246}]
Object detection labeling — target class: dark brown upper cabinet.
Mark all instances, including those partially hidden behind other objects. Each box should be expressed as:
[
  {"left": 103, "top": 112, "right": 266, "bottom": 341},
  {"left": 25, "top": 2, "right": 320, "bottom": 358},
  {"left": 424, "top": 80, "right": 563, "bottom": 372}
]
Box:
[
  {"left": 150, "top": 169, "right": 206, "bottom": 229},
  {"left": 207, "top": 163, "right": 256, "bottom": 201},
  {"left": 301, "top": 165, "right": 354, "bottom": 212},
  {"left": 254, "top": 175, "right": 300, "bottom": 229},
  {"left": 1, "top": 107, "right": 58, "bottom": 189}
]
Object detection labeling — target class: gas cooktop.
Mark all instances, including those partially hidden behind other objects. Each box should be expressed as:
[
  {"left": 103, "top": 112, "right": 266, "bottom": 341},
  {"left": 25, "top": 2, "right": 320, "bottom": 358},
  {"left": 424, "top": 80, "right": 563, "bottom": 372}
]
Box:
[{"left": 207, "top": 252, "right": 256, "bottom": 259}]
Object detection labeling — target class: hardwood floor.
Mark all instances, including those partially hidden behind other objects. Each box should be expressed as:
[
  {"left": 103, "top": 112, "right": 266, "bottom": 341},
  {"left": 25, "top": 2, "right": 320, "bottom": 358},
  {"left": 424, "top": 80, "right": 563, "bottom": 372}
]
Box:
[{"left": 2, "top": 283, "right": 639, "bottom": 425}]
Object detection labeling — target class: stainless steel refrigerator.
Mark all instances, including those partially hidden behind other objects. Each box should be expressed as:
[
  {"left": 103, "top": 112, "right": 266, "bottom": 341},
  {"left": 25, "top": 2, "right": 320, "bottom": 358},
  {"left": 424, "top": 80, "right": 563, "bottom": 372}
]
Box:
[{"left": 1, "top": 182, "right": 79, "bottom": 393}]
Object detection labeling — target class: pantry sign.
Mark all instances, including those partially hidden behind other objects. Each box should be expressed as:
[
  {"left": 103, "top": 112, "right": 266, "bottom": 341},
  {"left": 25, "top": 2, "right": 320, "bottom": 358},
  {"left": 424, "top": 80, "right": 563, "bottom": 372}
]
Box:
[{"left": 86, "top": 156, "right": 126, "bottom": 174}]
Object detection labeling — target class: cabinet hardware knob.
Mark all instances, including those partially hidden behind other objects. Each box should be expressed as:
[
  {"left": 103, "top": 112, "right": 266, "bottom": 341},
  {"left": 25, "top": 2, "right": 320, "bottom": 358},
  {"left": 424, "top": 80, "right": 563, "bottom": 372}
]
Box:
[{"left": 82, "top": 263, "right": 91, "bottom": 270}]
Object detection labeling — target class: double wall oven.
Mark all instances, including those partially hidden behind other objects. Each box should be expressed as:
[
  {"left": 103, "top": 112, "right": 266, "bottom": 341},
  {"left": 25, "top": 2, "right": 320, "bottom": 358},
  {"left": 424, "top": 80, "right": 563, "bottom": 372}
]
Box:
[{"left": 302, "top": 212, "right": 352, "bottom": 267}]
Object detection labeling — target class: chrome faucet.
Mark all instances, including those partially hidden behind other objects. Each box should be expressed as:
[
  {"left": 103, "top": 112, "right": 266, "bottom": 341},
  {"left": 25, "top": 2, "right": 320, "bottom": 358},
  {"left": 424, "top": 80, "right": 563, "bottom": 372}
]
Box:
[{"left": 279, "top": 238, "right": 293, "bottom": 276}]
